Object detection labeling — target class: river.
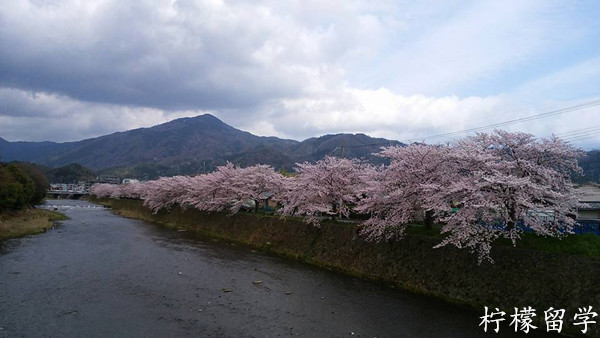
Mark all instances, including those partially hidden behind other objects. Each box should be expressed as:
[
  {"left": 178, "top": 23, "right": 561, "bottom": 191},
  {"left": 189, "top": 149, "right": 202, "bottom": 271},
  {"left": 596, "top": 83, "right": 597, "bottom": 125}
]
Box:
[{"left": 0, "top": 200, "right": 551, "bottom": 337}]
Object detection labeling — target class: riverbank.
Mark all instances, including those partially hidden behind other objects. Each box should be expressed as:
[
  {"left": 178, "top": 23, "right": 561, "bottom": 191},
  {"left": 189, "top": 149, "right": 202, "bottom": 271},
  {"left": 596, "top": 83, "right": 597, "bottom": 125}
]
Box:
[
  {"left": 4, "top": 199, "right": 538, "bottom": 337},
  {"left": 0, "top": 208, "right": 68, "bottom": 240},
  {"left": 94, "top": 197, "right": 599, "bottom": 336}
]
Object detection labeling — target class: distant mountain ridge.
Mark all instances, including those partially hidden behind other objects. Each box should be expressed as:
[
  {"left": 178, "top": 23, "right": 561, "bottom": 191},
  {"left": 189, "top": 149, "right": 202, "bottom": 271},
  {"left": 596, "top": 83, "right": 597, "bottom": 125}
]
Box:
[{"left": 0, "top": 114, "right": 403, "bottom": 178}]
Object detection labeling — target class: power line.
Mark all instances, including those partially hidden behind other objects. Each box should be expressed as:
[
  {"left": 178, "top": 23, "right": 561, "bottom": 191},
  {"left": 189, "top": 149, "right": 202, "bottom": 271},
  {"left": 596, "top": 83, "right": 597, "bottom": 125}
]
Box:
[
  {"left": 564, "top": 133, "right": 600, "bottom": 143},
  {"left": 427, "top": 91, "right": 600, "bottom": 134},
  {"left": 425, "top": 99, "right": 600, "bottom": 140},
  {"left": 555, "top": 124, "right": 600, "bottom": 143},
  {"left": 404, "top": 98, "right": 600, "bottom": 143},
  {"left": 556, "top": 125, "right": 600, "bottom": 139},
  {"left": 562, "top": 131, "right": 600, "bottom": 142}
]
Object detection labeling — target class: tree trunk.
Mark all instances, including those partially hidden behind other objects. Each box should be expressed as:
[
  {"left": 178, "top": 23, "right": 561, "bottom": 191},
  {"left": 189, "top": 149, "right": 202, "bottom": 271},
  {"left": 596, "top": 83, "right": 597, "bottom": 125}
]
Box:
[
  {"left": 331, "top": 202, "right": 338, "bottom": 222},
  {"left": 506, "top": 204, "right": 516, "bottom": 231},
  {"left": 424, "top": 209, "right": 434, "bottom": 230},
  {"left": 506, "top": 220, "right": 515, "bottom": 231}
]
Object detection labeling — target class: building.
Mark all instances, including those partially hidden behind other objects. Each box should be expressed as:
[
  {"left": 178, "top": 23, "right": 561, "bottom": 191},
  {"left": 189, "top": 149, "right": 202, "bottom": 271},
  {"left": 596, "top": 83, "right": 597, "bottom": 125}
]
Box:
[
  {"left": 95, "top": 175, "right": 121, "bottom": 185},
  {"left": 122, "top": 178, "right": 140, "bottom": 184},
  {"left": 577, "top": 184, "right": 600, "bottom": 222}
]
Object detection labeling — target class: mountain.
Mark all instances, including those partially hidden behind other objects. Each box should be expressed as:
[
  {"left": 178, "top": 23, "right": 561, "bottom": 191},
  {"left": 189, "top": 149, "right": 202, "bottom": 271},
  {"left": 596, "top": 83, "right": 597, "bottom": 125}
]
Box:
[
  {"left": 293, "top": 133, "right": 401, "bottom": 164},
  {"left": 26, "top": 114, "right": 298, "bottom": 169},
  {"left": 574, "top": 149, "right": 600, "bottom": 184},
  {"left": 0, "top": 137, "right": 69, "bottom": 163},
  {"left": 3, "top": 116, "right": 598, "bottom": 182},
  {"left": 44, "top": 163, "right": 97, "bottom": 184},
  {"left": 0, "top": 114, "right": 402, "bottom": 178}
]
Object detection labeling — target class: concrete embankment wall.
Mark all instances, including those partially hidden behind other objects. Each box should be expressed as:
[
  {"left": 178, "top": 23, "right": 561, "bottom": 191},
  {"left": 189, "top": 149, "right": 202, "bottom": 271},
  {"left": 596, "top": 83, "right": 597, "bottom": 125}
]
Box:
[{"left": 95, "top": 198, "right": 600, "bottom": 332}]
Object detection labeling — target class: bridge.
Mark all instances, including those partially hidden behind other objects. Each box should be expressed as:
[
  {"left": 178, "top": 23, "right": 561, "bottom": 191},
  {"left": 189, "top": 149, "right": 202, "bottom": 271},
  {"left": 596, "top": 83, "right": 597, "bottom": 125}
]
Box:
[{"left": 46, "top": 190, "right": 88, "bottom": 199}]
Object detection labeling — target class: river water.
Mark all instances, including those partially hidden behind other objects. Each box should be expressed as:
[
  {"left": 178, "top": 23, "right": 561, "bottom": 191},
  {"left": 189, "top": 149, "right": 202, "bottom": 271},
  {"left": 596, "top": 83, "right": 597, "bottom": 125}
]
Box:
[{"left": 0, "top": 200, "right": 550, "bottom": 337}]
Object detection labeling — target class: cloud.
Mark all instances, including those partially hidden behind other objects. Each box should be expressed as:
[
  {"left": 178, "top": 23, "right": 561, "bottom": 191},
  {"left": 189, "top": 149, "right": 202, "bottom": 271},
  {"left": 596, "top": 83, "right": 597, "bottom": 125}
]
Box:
[
  {"left": 238, "top": 87, "right": 506, "bottom": 142},
  {"left": 0, "top": 88, "right": 203, "bottom": 141},
  {"left": 1, "top": 82, "right": 598, "bottom": 149},
  {"left": 0, "top": 84, "right": 504, "bottom": 144},
  {"left": 0, "top": 0, "right": 598, "bottom": 149},
  {"left": 365, "top": 0, "right": 593, "bottom": 96},
  {"left": 512, "top": 57, "right": 600, "bottom": 103},
  {"left": 238, "top": 84, "right": 600, "bottom": 149},
  {"left": 0, "top": 0, "right": 366, "bottom": 110}
]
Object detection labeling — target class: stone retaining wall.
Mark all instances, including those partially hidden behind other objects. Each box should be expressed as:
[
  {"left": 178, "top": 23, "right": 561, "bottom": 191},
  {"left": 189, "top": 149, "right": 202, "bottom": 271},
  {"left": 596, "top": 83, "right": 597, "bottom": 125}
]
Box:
[{"left": 96, "top": 198, "right": 600, "bottom": 336}]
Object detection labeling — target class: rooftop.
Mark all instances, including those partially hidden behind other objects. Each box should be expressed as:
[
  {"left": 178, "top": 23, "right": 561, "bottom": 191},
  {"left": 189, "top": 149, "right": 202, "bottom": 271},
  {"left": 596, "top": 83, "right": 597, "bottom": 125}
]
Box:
[{"left": 576, "top": 184, "right": 600, "bottom": 203}]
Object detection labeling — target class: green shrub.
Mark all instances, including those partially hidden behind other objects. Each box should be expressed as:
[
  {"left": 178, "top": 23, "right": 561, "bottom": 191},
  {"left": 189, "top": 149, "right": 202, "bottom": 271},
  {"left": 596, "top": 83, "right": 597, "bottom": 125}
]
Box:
[{"left": 0, "top": 163, "right": 47, "bottom": 211}]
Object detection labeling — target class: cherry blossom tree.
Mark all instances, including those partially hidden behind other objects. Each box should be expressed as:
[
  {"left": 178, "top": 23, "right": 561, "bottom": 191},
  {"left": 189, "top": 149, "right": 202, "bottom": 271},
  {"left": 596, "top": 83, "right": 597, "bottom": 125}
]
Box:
[
  {"left": 90, "top": 129, "right": 583, "bottom": 263},
  {"left": 357, "top": 144, "right": 453, "bottom": 241},
  {"left": 181, "top": 163, "right": 286, "bottom": 214},
  {"left": 430, "top": 130, "right": 583, "bottom": 263},
  {"left": 182, "top": 162, "right": 241, "bottom": 213},
  {"left": 119, "top": 181, "right": 145, "bottom": 199},
  {"left": 90, "top": 183, "right": 120, "bottom": 199},
  {"left": 142, "top": 175, "right": 194, "bottom": 212},
  {"left": 281, "top": 156, "right": 367, "bottom": 225},
  {"left": 232, "top": 164, "right": 286, "bottom": 213}
]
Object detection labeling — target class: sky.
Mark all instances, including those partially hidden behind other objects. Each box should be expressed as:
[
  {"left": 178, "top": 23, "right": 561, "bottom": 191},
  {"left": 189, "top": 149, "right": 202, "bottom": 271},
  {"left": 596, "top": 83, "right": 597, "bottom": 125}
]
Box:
[{"left": 0, "top": 0, "right": 599, "bottom": 148}]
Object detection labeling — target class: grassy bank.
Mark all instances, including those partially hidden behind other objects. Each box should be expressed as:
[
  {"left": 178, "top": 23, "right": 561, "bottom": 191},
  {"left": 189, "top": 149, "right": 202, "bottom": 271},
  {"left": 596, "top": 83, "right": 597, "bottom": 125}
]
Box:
[
  {"left": 94, "top": 197, "right": 600, "bottom": 336},
  {"left": 407, "top": 223, "right": 600, "bottom": 258},
  {"left": 0, "top": 208, "right": 68, "bottom": 240}
]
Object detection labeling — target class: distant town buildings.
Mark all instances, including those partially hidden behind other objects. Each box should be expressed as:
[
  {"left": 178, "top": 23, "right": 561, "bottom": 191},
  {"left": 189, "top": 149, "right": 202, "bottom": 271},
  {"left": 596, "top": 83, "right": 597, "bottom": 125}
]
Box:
[
  {"left": 48, "top": 175, "right": 128, "bottom": 196},
  {"left": 95, "top": 175, "right": 121, "bottom": 185}
]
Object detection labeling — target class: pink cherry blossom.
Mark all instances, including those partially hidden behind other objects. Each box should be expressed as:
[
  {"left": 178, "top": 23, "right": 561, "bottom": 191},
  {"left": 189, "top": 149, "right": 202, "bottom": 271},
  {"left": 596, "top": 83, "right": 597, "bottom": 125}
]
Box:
[
  {"left": 280, "top": 156, "right": 368, "bottom": 225},
  {"left": 356, "top": 144, "right": 453, "bottom": 241},
  {"left": 431, "top": 130, "right": 583, "bottom": 263}
]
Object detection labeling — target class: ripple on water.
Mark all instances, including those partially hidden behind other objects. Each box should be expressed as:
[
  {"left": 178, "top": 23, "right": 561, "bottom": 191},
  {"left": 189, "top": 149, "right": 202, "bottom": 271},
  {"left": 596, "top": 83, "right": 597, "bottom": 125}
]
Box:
[{"left": 41, "top": 199, "right": 107, "bottom": 210}]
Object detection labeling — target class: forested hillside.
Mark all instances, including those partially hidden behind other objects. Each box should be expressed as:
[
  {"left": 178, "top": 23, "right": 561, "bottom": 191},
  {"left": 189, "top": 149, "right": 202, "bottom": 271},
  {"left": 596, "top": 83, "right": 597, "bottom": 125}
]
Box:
[{"left": 575, "top": 149, "right": 600, "bottom": 184}]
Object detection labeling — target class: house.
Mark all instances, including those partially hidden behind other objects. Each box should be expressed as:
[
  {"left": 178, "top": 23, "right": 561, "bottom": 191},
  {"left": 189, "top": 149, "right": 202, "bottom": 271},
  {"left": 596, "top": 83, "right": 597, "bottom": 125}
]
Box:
[
  {"left": 576, "top": 184, "right": 600, "bottom": 221},
  {"left": 574, "top": 184, "right": 600, "bottom": 234}
]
